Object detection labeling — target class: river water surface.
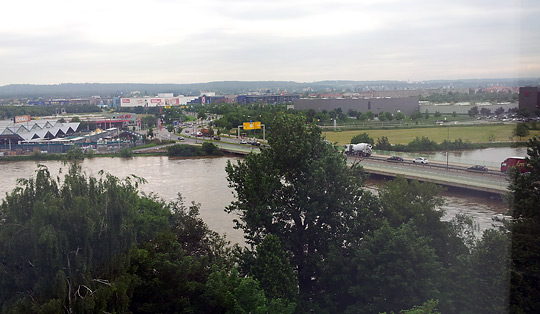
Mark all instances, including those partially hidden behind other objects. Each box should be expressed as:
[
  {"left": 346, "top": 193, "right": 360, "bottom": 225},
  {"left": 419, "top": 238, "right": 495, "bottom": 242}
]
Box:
[{"left": 0, "top": 156, "right": 510, "bottom": 245}]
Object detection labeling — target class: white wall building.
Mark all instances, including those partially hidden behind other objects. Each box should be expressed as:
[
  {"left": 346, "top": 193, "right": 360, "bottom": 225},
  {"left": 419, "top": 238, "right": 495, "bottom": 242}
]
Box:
[{"left": 120, "top": 95, "right": 198, "bottom": 107}]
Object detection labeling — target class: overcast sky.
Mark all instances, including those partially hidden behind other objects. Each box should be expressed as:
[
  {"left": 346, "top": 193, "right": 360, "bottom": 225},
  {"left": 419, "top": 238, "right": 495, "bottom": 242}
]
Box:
[{"left": 1, "top": 0, "right": 538, "bottom": 85}]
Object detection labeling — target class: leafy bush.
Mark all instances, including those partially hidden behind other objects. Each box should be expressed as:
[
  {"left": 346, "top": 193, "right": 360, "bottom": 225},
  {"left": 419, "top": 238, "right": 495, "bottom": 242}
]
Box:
[
  {"left": 351, "top": 132, "right": 375, "bottom": 145},
  {"left": 65, "top": 147, "right": 84, "bottom": 160},
  {"left": 167, "top": 144, "right": 202, "bottom": 157},
  {"left": 375, "top": 136, "right": 483, "bottom": 152},
  {"left": 201, "top": 142, "right": 224, "bottom": 156},
  {"left": 119, "top": 147, "right": 133, "bottom": 157}
]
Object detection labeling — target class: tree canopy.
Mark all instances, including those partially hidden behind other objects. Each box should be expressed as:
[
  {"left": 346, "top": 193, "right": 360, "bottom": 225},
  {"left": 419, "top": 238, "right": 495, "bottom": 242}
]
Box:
[{"left": 226, "top": 113, "right": 379, "bottom": 309}]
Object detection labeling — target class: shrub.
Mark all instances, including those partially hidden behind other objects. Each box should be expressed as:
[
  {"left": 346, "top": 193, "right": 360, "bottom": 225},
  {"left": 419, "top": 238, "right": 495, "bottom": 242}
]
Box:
[
  {"left": 167, "top": 144, "right": 202, "bottom": 157},
  {"left": 201, "top": 142, "right": 223, "bottom": 156},
  {"left": 351, "top": 133, "right": 374, "bottom": 145},
  {"left": 120, "top": 147, "right": 133, "bottom": 158},
  {"left": 65, "top": 147, "right": 84, "bottom": 160}
]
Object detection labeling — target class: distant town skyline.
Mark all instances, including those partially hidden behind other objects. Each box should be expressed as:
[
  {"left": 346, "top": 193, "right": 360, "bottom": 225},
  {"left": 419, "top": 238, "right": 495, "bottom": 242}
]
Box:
[{"left": 1, "top": 0, "right": 539, "bottom": 86}]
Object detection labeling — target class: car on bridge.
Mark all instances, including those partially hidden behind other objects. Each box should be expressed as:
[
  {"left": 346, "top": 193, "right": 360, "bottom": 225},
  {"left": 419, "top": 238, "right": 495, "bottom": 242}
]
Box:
[
  {"left": 413, "top": 157, "right": 429, "bottom": 164},
  {"left": 386, "top": 156, "right": 404, "bottom": 162},
  {"left": 467, "top": 165, "right": 489, "bottom": 172}
]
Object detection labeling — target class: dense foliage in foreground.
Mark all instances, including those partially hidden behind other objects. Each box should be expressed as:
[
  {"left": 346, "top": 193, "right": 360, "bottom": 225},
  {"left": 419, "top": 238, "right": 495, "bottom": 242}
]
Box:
[
  {"left": 0, "top": 164, "right": 289, "bottom": 313},
  {"left": 1, "top": 114, "right": 537, "bottom": 313},
  {"left": 226, "top": 114, "right": 513, "bottom": 313}
]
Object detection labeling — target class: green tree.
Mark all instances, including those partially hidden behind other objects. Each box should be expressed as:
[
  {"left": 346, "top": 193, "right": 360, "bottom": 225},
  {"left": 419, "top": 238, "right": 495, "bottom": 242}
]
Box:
[
  {"left": 385, "top": 111, "right": 394, "bottom": 121},
  {"left": 378, "top": 112, "right": 388, "bottom": 121},
  {"left": 410, "top": 110, "right": 423, "bottom": 120},
  {"left": 119, "top": 147, "right": 133, "bottom": 157},
  {"left": 250, "top": 235, "right": 297, "bottom": 310},
  {"left": 466, "top": 229, "right": 510, "bottom": 314},
  {"left": 452, "top": 111, "right": 457, "bottom": 118},
  {"left": 0, "top": 164, "right": 162, "bottom": 312},
  {"left": 424, "top": 109, "right": 430, "bottom": 120},
  {"left": 468, "top": 106, "right": 479, "bottom": 117},
  {"left": 350, "top": 132, "right": 374, "bottom": 145},
  {"left": 509, "top": 136, "right": 540, "bottom": 313},
  {"left": 65, "top": 147, "right": 84, "bottom": 160},
  {"left": 347, "top": 222, "right": 443, "bottom": 314},
  {"left": 365, "top": 110, "right": 375, "bottom": 120},
  {"left": 395, "top": 112, "right": 406, "bottom": 121},
  {"left": 198, "top": 109, "right": 208, "bottom": 120},
  {"left": 201, "top": 142, "right": 224, "bottom": 156},
  {"left": 375, "top": 136, "right": 392, "bottom": 150},
  {"left": 513, "top": 123, "right": 530, "bottom": 141},
  {"left": 225, "top": 113, "right": 378, "bottom": 309}
]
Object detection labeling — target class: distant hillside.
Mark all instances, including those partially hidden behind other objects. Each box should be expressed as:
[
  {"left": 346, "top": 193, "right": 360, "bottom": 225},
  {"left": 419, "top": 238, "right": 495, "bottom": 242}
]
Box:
[{"left": 0, "top": 78, "right": 538, "bottom": 98}]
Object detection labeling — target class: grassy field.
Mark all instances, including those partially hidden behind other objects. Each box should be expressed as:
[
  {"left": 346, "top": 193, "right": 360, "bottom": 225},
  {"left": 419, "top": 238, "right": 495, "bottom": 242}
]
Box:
[{"left": 324, "top": 124, "right": 540, "bottom": 145}]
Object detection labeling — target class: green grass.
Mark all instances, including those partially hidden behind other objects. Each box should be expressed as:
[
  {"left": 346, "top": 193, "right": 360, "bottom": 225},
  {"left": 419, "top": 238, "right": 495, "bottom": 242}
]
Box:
[{"left": 325, "top": 124, "right": 540, "bottom": 145}]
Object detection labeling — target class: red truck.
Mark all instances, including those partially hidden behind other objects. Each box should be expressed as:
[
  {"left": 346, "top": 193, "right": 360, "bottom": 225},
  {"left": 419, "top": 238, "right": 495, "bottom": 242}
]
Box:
[{"left": 501, "top": 157, "right": 529, "bottom": 173}]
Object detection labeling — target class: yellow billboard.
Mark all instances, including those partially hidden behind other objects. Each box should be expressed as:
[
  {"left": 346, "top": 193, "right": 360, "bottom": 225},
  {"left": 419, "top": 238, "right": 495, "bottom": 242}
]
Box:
[{"left": 243, "top": 121, "right": 262, "bottom": 130}]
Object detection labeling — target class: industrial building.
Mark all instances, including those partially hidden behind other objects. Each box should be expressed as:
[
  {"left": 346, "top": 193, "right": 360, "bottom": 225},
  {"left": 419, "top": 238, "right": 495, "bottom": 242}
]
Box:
[
  {"left": 293, "top": 97, "right": 419, "bottom": 116},
  {"left": 0, "top": 120, "right": 80, "bottom": 145},
  {"left": 237, "top": 94, "right": 300, "bottom": 104}
]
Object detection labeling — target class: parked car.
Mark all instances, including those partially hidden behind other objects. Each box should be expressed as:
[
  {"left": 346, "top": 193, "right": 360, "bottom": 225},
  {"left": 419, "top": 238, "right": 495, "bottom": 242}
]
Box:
[
  {"left": 213, "top": 136, "right": 221, "bottom": 140},
  {"left": 251, "top": 141, "right": 261, "bottom": 146},
  {"left": 241, "top": 139, "right": 247, "bottom": 144},
  {"left": 413, "top": 157, "right": 428, "bottom": 164},
  {"left": 386, "top": 156, "right": 404, "bottom": 162},
  {"left": 467, "top": 165, "right": 488, "bottom": 172},
  {"left": 178, "top": 136, "right": 185, "bottom": 141}
]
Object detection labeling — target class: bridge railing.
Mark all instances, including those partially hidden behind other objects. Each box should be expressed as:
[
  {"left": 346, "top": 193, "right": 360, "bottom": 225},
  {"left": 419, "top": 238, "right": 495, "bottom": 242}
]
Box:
[{"left": 352, "top": 155, "right": 507, "bottom": 178}]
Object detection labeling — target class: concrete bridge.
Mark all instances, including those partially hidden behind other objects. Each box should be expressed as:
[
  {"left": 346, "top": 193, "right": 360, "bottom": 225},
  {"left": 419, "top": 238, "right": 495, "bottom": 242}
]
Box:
[
  {"left": 349, "top": 155, "right": 509, "bottom": 195},
  {"left": 220, "top": 145, "right": 510, "bottom": 195}
]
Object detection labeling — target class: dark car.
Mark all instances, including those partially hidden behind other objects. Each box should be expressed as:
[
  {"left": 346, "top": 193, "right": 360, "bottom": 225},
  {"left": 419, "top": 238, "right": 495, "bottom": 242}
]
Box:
[
  {"left": 213, "top": 136, "right": 221, "bottom": 140},
  {"left": 386, "top": 156, "right": 404, "bottom": 162},
  {"left": 467, "top": 165, "right": 488, "bottom": 172}
]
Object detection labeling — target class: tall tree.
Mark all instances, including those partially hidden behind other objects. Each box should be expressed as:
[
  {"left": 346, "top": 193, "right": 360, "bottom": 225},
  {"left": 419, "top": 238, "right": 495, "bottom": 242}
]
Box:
[
  {"left": 509, "top": 136, "right": 540, "bottom": 313},
  {"left": 514, "top": 123, "right": 530, "bottom": 141},
  {"left": 225, "top": 113, "right": 379, "bottom": 308}
]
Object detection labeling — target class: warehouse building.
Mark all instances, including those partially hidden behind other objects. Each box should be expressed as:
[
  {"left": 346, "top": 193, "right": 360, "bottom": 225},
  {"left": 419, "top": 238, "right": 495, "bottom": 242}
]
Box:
[{"left": 293, "top": 97, "right": 419, "bottom": 116}]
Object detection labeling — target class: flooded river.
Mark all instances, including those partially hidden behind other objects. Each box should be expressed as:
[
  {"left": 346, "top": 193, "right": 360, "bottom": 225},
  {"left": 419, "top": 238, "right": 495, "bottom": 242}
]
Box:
[{"left": 0, "top": 156, "right": 510, "bottom": 244}]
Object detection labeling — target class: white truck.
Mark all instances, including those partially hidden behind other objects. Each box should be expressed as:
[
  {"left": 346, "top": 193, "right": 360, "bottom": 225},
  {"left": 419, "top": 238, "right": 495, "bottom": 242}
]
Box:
[{"left": 345, "top": 143, "right": 372, "bottom": 157}]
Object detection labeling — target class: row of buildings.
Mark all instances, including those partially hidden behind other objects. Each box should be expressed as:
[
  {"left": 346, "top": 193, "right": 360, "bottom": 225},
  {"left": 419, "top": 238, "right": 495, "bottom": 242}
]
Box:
[
  {"left": 119, "top": 93, "right": 302, "bottom": 107},
  {"left": 118, "top": 92, "right": 420, "bottom": 116}
]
